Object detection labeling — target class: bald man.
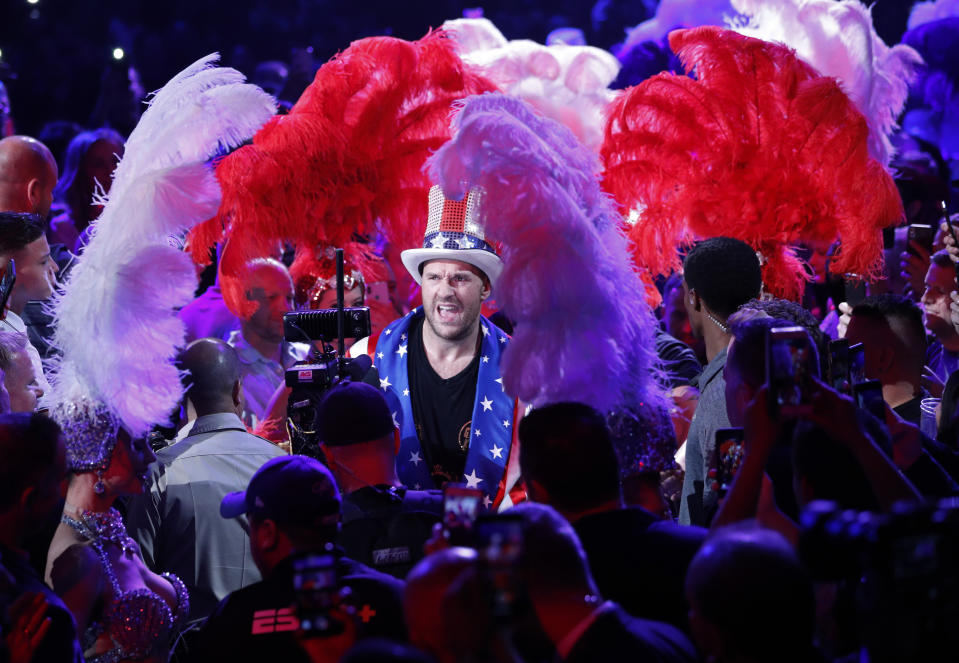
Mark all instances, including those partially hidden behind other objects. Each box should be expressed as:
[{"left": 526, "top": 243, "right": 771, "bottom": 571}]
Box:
[
  {"left": 226, "top": 258, "right": 307, "bottom": 426},
  {"left": 125, "top": 338, "right": 286, "bottom": 620},
  {"left": 0, "top": 136, "right": 58, "bottom": 218}
]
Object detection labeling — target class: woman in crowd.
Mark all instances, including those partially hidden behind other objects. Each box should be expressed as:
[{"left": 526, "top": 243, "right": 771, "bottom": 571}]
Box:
[
  {"left": 48, "top": 128, "right": 124, "bottom": 253},
  {"left": 45, "top": 411, "right": 188, "bottom": 663}
]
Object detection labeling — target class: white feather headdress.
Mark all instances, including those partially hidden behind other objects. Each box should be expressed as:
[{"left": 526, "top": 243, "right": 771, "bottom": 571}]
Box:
[
  {"left": 729, "top": 0, "right": 923, "bottom": 169},
  {"left": 48, "top": 54, "right": 276, "bottom": 441},
  {"left": 442, "top": 17, "right": 620, "bottom": 151}
]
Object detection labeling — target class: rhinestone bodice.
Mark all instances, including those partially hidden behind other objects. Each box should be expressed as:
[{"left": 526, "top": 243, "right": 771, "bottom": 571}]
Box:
[{"left": 61, "top": 508, "right": 189, "bottom": 662}]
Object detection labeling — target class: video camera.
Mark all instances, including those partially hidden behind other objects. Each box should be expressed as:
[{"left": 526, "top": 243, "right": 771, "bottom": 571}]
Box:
[
  {"left": 283, "top": 249, "right": 372, "bottom": 457},
  {"left": 798, "top": 499, "right": 959, "bottom": 661}
]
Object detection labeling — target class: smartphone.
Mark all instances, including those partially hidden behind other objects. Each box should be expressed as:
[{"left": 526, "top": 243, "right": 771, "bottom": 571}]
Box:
[
  {"left": 828, "top": 339, "right": 851, "bottom": 395},
  {"left": 853, "top": 380, "right": 886, "bottom": 421},
  {"left": 443, "top": 484, "right": 483, "bottom": 547},
  {"left": 292, "top": 546, "right": 343, "bottom": 637},
  {"left": 0, "top": 259, "right": 15, "bottom": 317},
  {"left": 849, "top": 343, "right": 866, "bottom": 384},
  {"left": 475, "top": 514, "right": 524, "bottom": 621},
  {"left": 843, "top": 277, "right": 866, "bottom": 308},
  {"left": 938, "top": 201, "right": 959, "bottom": 283},
  {"left": 766, "top": 326, "right": 814, "bottom": 418},
  {"left": 710, "top": 428, "right": 745, "bottom": 497},
  {"left": 907, "top": 223, "right": 936, "bottom": 257}
]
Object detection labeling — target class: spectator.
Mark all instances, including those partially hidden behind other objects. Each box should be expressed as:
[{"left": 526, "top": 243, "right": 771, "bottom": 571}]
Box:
[
  {"left": 0, "top": 328, "right": 42, "bottom": 413},
  {"left": 0, "top": 136, "right": 58, "bottom": 219},
  {"left": 507, "top": 503, "right": 696, "bottom": 662},
  {"left": 317, "top": 381, "right": 442, "bottom": 579},
  {"left": 739, "top": 296, "right": 829, "bottom": 376},
  {"left": 0, "top": 211, "right": 58, "bottom": 393},
  {"left": 0, "top": 413, "right": 82, "bottom": 663},
  {"left": 685, "top": 525, "right": 821, "bottom": 663},
  {"left": 403, "top": 547, "right": 477, "bottom": 663},
  {"left": 845, "top": 294, "right": 927, "bottom": 423},
  {"left": 48, "top": 128, "right": 124, "bottom": 254},
  {"left": 125, "top": 338, "right": 286, "bottom": 621},
  {"left": 922, "top": 250, "right": 959, "bottom": 387},
  {"left": 189, "top": 455, "right": 406, "bottom": 663},
  {"left": 519, "top": 401, "right": 705, "bottom": 632},
  {"left": 227, "top": 258, "right": 307, "bottom": 427},
  {"left": 679, "top": 237, "right": 762, "bottom": 525},
  {"left": 660, "top": 272, "right": 705, "bottom": 364}
]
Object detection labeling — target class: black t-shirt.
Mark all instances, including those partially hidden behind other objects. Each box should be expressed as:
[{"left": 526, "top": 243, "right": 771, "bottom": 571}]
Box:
[{"left": 408, "top": 316, "right": 479, "bottom": 487}]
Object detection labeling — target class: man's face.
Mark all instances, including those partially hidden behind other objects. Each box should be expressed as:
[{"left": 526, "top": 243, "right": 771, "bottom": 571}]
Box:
[
  {"left": 245, "top": 266, "right": 295, "bottom": 344},
  {"left": 664, "top": 285, "right": 697, "bottom": 347},
  {"left": 921, "top": 262, "right": 956, "bottom": 340},
  {"left": 421, "top": 259, "right": 489, "bottom": 342},
  {"left": 4, "top": 348, "right": 42, "bottom": 412},
  {"left": 12, "top": 235, "right": 58, "bottom": 302}
]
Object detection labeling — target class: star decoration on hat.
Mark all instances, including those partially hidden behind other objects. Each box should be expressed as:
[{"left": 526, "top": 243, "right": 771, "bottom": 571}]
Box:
[
  {"left": 410, "top": 451, "right": 422, "bottom": 466},
  {"left": 456, "top": 236, "right": 476, "bottom": 249},
  {"left": 481, "top": 396, "right": 493, "bottom": 411},
  {"left": 465, "top": 468, "right": 483, "bottom": 488},
  {"left": 490, "top": 444, "right": 503, "bottom": 460},
  {"left": 429, "top": 234, "right": 448, "bottom": 249}
]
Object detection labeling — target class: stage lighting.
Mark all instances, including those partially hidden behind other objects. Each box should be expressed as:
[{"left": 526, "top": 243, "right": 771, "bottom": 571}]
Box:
[{"left": 113, "top": 47, "right": 125, "bottom": 60}]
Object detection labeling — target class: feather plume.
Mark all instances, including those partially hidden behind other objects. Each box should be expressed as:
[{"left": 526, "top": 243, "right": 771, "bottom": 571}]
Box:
[
  {"left": 429, "top": 93, "right": 668, "bottom": 418},
  {"left": 601, "top": 26, "right": 903, "bottom": 301},
  {"left": 730, "top": 0, "right": 922, "bottom": 168},
  {"left": 443, "top": 17, "right": 620, "bottom": 151},
  {"left": 48, "top": 54, "right": 276, "bottom": 436},
  {"left": 620, "top": 0, "right": 737, "bottom": 53},
  {"left": 909, "top": 0, "right": 959, "bottom": 29},
  {"left": 188, "top": 31, "right": 496, "bottom": 318}
]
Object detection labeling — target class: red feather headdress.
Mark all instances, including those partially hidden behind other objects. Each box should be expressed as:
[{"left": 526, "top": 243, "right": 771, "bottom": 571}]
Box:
[
  {"left": 601, "top": 26, "right": 903, "bottom": 300},
  {"left": 188, "top": 31, "right": 496, "bottom": 317}
]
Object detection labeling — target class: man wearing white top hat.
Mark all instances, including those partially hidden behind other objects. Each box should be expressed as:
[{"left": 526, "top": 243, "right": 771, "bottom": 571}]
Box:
[{"left": 374, "top": 185, "right": 520, "bottom": 510}]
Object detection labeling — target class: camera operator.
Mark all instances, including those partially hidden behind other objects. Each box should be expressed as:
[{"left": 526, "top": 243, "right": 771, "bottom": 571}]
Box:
[
  {"left": 188, "top": 455, "right": 406, "bottom": 663},
  {"left": 316, "top": 381, "right": 442, "bottom": 579}
]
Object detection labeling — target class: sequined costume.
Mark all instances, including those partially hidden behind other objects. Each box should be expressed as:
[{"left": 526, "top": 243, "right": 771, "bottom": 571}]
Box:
[{"left": 61, "top": 509, "right": 189, "bottom": 663}]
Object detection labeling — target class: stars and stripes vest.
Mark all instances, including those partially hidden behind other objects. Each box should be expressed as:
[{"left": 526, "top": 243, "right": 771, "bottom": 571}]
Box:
[{"left": 374, "top": 308, "right": 514, "bottom": 510}]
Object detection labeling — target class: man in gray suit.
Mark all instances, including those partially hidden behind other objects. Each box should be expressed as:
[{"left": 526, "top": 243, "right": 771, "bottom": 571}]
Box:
[{"left": 126, "top": 338, "right": 286, "bottom": 621}]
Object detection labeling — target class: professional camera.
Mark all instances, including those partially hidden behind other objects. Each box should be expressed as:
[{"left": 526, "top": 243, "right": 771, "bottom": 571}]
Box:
[
  {"left": 798, "top": 499, "right": 959, "bottom": 662},
  {"left": 283, "top": 249, "right": 373, "bottom": 457}
]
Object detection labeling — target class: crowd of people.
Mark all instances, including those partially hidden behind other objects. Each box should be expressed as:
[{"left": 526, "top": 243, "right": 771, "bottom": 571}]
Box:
[{"left": 2, "top": 1, "right": 959, "bottom": 662}]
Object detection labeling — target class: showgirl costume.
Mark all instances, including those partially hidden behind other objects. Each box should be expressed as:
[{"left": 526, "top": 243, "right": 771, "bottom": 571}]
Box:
[{"left": 45, "top": 55, "right": 275, "bottom": 662}]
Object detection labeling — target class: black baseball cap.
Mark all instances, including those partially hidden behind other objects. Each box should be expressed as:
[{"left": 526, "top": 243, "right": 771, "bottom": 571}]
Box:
[
  {"left": 220, "top": 455, "right": 341, "bottom": 527},
  {"left": 316, "top": 380, "right": 395, "bottom": 446}
]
